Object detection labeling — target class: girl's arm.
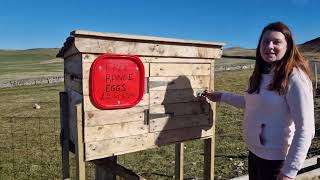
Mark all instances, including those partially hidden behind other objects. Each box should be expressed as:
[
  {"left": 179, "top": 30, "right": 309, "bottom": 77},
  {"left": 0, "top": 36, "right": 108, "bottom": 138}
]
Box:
[
  {"left": 202, "top": 91, "right": 245, "bottom": 109},
  {"left": 281, "top": 71, "right": 315, "bottom": 178}
]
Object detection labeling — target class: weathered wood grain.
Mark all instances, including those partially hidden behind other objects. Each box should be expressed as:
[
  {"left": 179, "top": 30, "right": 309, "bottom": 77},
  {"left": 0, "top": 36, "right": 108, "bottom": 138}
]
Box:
[
  {"left": 64, "top": 54, "right": 82, "bottom": 77},
  {"left": 149, "top": 101, "right": 210, "bottom": 116},
  {"left": 150, "top": 63, "right": 210, "bottom": 76},
  {"left": 149, "top": 88, "right": 206, "bottom": 105},
  {"left": 84, "top": 106, "right": 145, "bottom": 126},
  {"left": 85, "top": 126, "right": 213, "bottom": 160},
  {"left": 64, "top": 73, "right": 82, "bottom": 94},
  {"left": 149, "top": 76, "right": 210, "bottom": 90},
  {"left": 84, "top": 121, "right": 148, "bottom": 142},
  {"left": 74, "top": 37, "right": 222, "bottom": 58},
  {"left": 149, "top": 114, "right": 210, "bottom": 132}
]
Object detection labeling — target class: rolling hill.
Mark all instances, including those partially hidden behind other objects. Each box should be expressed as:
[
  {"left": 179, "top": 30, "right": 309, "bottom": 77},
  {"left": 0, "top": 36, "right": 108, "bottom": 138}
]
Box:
[
  {"left": 223, "top": 36, "right": 320, "bottom": 60},
  {"left": 0, "top": 36, "right": 319, "bottom": 83},
  {"left": 299, "top": 37, "right": 320, "bottom": 53},
  {"left": 0, "top": 48, "right": 60, "bottom": 62},
  {"left": 0, "top": 48, "right": 63, "bottom": 83}
]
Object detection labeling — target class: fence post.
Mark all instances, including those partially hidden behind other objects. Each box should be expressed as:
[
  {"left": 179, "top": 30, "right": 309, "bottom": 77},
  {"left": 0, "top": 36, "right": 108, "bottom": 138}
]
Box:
[
  {"left": 75, "top": 103, "right": 86, "bottom": 180},
  {"left": 204, "top": 138, "right": 215, "bottom": 180},
  {"left": 203, "top": 61, "right": 216, "bottom": 180},
  {"left": 175, "top": 142, "right": 184, "bottom": 180},
  {"left": 96, "top": 156, "right": 117, "bottom": 180},
  {"left": 60, "top": 92, "right": 70, "bottom": 180}
]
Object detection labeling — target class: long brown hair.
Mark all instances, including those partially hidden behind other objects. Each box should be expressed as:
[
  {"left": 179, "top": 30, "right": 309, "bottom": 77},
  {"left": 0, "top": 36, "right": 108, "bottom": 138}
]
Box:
[{"left": 247, "top": 22, "right": 312, "bottom": 95}]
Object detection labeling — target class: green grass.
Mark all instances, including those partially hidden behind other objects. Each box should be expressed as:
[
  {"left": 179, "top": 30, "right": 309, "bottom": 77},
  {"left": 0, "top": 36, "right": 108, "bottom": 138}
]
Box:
[
  {"left": 0, "top": 49, "right": 63, "bottom": 82},
  {"left": 0, "top": 70, "right": 253, "bottom": 180},
  {"left": 223, "top": 47, "right": 256, "bottom": 58},
  {"left": 0, "top": 48, "right": 59, "bottom": 61},
  {"left": 215, "top": 57, "right": 254, "bottom": 66},
  {"left": 0, "top": 84, "right": 63, "bottom": 179},
  {"left": 0, "top": 69, "right": 319, "bottom": 180}
]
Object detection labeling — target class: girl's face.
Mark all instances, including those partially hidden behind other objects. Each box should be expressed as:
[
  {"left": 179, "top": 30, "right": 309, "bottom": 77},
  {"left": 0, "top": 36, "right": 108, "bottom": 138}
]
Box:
[{"left": 259, "top": 30, "right": 288, "bottom": 63}]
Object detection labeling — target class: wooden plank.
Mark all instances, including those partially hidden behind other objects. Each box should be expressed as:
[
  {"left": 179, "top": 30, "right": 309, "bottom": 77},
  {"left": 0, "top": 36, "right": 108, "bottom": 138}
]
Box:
[
  {"left": 57, "top": 37, "right": 80, "bottom": 58},
  {"left": 150, "top": 88, "right": 206, "bottom": 105},
  {"left": 64, "top": 54, "right": 82, "bottom": 77},
  {"left": 64, "top": 73, "right": 82, "bottom": 94},
  {"left": 84, "top": 106, "right": 145, "bottom": 126},
  {"left": 150, "top": 63, "right": 210, "bottom": 76},
  {"left": 81, "top": 78, "right": 89, "bottom": 96},
  {"left": 59, "top": 92, "right": 70, "bottom": 180},
  {"left": 82, "top": 61, "right": 150, "bottom": 80},
  {"left": 204, "top": 61, "right": 215, "bottom": 180},
  {"left": 75, "top": 104, "right": 86, "bottom": 180},
  {"left": 209, "top": 61, "right": 215, "bottom": 92},
  {"left": 85, "top": 133, "right": 154, "bottom": 160},
  {"left": 84, "top": 121, "right": 149, "bottom": 142},
  {"left": 75, "top": 37, "right": 223, "bottom": 59},
  {"left": 175, "top": 143, "right": 184, "bottom": 180},
  {"left": 204, "top": 138, "right": 214, "bottom": 180},
  {"left": 94, "top": 157, "right": 147, "bottom": 180},
  {"left": 143, "top": 57, "right": 213, "bottom": 63},
  {"left": 95, "top": 156, "right": 117, "bottom": 180},
  {"left": 149, "top": 114, "right": 210, "bottom": 132},
  {"left": 83, "top": 94, "right": 149, "bottom": 111},
  {"left": 85, "top": 126, "right": 213, "bottom": 160},
  {"left": 149, "top": 76, "right": 210, "bottom": 90},
  {"left": 149, "top": 101, "right": 210, "bottom": 116},
  {"left": 154, "top": 126, "right": 213, "bottom": 146},
  {"left": 83, "top": 54, "right": 214, "bottom": 64},
  {"left": 82, "top": 53, "right": 98, "bottom": 62},
  {"left": 73, "top": 30, "right": 225, "bottom": 47},
  {"left": 67, "top": 90, "right": 83, "bottom": 144}
]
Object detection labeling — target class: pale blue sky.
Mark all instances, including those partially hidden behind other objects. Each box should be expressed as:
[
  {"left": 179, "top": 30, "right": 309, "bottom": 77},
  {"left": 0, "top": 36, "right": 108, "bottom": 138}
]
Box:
[{"left": 0, "top": 0, "right": 319, "bottom": 49}]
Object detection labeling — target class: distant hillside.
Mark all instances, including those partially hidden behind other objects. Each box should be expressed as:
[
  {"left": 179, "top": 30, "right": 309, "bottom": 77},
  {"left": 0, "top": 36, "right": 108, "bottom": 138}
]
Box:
[
  {"left": 0, "top": 48, "right": 60, "bottom": 62},
  {"left": 223, "top": 36, "right": 320, "bottom": 60},
  {"left": 223, "top": 47, "right": 256, "bottom": 59},
  {"left": 297, "top": 37, "right": 320, "bottom": 60},
  {"left": 298, "top": 37, "right": 320, "bottom": 53},
  {"left": 0, "top": 48, "right": 63, "bottom": 83}
]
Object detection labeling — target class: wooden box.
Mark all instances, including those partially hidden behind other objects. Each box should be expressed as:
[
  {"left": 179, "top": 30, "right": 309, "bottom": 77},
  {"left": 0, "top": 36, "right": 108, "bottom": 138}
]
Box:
[{"left": 57, "top": 30, "right": 224, "bottom": 161}]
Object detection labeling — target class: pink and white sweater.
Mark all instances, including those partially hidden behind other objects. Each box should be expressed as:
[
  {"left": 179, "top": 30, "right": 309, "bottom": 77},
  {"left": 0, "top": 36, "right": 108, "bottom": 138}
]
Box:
[{"left": 220, "top": 68, "right": 315, "bottom": 178}]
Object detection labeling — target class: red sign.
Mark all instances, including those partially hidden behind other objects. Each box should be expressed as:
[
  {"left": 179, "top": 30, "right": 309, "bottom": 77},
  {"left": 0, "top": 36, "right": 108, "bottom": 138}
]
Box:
[{"left": 89, "top": 54, "right": 145, "bottom": 109}]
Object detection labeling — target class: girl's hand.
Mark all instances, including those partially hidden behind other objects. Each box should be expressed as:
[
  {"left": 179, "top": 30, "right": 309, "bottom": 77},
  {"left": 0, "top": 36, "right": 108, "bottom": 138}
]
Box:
[
  {"left": 277, "top": 172, "right": 293, "bottom": 180},
  {"left": 201, "top": 90, "right": 222, "bottom": 102}
]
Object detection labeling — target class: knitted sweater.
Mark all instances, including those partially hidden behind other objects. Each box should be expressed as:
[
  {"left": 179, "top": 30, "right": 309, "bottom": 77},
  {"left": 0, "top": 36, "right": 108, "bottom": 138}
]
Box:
[{"left": 220, "top": 68, "right": 315, "bottom": 178}]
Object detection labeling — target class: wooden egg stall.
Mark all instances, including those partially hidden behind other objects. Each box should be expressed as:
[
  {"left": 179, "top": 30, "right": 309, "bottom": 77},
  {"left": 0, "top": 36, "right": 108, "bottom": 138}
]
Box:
[{"left": 57, "top": 30, "right": 224, "bottom": 180}]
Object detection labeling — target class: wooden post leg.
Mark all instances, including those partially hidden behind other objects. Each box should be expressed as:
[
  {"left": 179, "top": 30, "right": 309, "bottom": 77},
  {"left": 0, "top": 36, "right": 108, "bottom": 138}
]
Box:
[
  {"left": 204, "top": 61, "right": 216, "bottom": 180},
  {"left": 96, "top": 156, "right": 117, "bottom": 180},
  {"left": 175, "top": 142, "right": 184, "bottom": 180},
  {"left": 60, "top": 92, "right": 70, "bottom": 180},
  {"left": 75, "top": 104, "right": 86, "bottom": 180},
  {"left": 204, "top": 137, "right": 214, "bottom": 180},
  {"left": 94, "top": 157, "right": 147, "bottom": 180}
]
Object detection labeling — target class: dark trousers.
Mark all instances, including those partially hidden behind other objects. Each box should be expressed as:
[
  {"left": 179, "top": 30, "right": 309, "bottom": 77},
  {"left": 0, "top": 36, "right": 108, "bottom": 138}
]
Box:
[{"left": 248, "top": 151, "right": 284, "bottom": 180}]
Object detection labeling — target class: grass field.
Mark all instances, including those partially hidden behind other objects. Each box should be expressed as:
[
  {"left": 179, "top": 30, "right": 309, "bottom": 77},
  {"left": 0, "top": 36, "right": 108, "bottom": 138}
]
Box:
[
  {"left": 0, "top": 48, "right": 256, "bottom": 84},
  {"left": 1, "top": 71, "right": 319, "bottom": 179},
  {"left": 0, "top": 48, "right": 319, "bottom": 179},
  {"left": 0, "top": 69, "right": 253, "bottom": 180},
  {"left": 0, "top": 49, "right": 63, "bottom": 83},
  {"left": 215, "top": 57, "right": 254, "bottom": 66}
]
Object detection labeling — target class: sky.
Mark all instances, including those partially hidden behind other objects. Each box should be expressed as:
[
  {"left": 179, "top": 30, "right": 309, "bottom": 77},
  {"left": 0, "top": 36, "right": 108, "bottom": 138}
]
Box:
[{"left": 0, "top": 0, "right": 319, "bottom": 49}]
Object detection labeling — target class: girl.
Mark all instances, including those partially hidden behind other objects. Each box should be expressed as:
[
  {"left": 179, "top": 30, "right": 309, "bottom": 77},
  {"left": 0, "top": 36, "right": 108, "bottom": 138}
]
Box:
[{"left": 203, "top": 22, "right": 315, "bottom": 179}]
